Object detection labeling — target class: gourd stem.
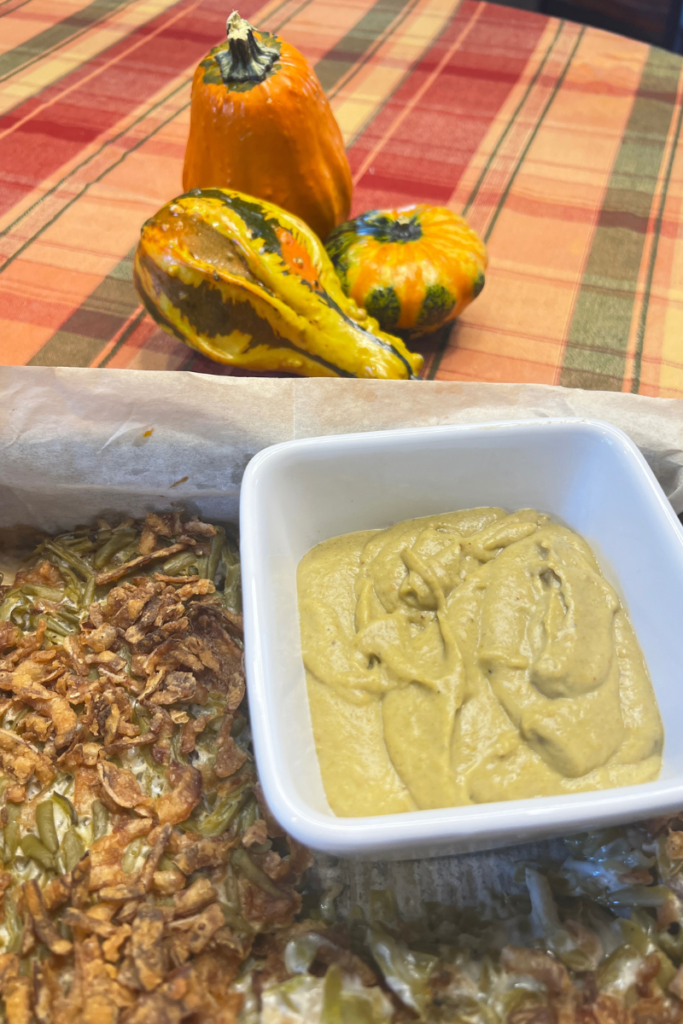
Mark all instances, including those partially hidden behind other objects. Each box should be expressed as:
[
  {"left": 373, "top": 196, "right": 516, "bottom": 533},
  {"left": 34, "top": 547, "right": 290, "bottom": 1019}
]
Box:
[{"left": 215, "top": 11, "right": 279, "bottom": 85}]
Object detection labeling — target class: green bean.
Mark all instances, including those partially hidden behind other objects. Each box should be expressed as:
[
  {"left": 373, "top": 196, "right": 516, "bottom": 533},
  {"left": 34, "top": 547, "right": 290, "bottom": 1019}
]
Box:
[
  {"left": 223, "top": 538, "right": 239, "bottom": 568},
  {"left": 206, "top": 527, "right": 224, "bottom": 583},
  {"left": 117, "top": 644, "right": 132, "bottom": 675},
  {"left": 170, "top": 731, "right": 187, "bottom": 767},
  {"left": 133, "top": 708, "right": 151, "bottom": 735},
  {"left": 93, "top": 529, "right": 137, "bottom": 569},
  {"left": 20, "top": 835, "right": 55, "bottom": 871},
  {"left": 5, "top": 896, "right": 22, "bottom": 953},
  {"left": 61, "top": 829, "right": 85, "bottom": 872},
  {"left": 45, "top": 540, "right": 94, "bottom": 580},
  {"left": 223, "top": 563, "right": 242, "bottom": 613},
  {"left": 56, "top": 608, "right": 80, "bottom": 626},
  {"left": 91, "top": 800, "right": 109, "bottom": 840},
  {"left": 194, "top": 555, "right": 208, "bottom": 578},
  {"left": 52, "top": 562, "right": 81, "bottom": 594},
  {"left": 656, "top": 950, "right": 678, "bottom": 991},
  {"left": 82, "top": 576, "right": 95, "bottom": 610},
  {"left": 232, "top": 847, "right": 283, "bottom": 897},
  {"left": 122, "top": 838, "right": 143, "bottom": 874},
  {"left": 605, "top": 885, "right": 670, "bottom": 909},
  {"left": 115, "top": 542, "right": 140, "bottom": 566},
  {"left": 162, "top": 551, "right": 197, "bottom": 575},
  {"left": 0, "top": 591, "right": 29, "bottom": 622},
  {"left": 4, "top": 820, "right": 20, "bottom": 860},
  {"left": 321, "top": 963, "right": 343, "bottom": 1024},
  {"left": 237, "top": 797, "right": 257, "bottom": 834},
  {"left": 44, "top": 616, "right": 72, "bottom": 637},
  {"left": 619, "top": 918, "right": 650, "bottom": 955},
  {"left": 596, "top": 944, "right": 640, "bottom": 989},
  {"left": 57, "top": 527, "right": 90, "bottom": 542},
  {"left": 66, "top": 538, "right": 95, "bottom": 553},
  {"left": 320, "top": 884, "right": 343, "bottom": 924},
  {"left": 198, "top": 789, "right": 250, "bottom": 837},
  {"left": 36, "top": 801, "right": 58, "bottom": 854},
  {"left": 231, "top": 714, "right": 246, "bottom": 738},
  {"left": 21, "top": 584, "right": 65, "bottom": 602},
  {"left": 53, "top": 793, "right": 78, "bottom": 825},
  {"left": 6, "top": 803, "right": 22, "bottom": 825}
]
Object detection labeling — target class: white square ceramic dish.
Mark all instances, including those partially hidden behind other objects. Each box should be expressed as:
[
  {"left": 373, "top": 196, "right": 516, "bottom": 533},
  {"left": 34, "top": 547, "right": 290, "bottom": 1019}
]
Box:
[{"left": 239, "top": 418, "right": 683, "bottom": 860}]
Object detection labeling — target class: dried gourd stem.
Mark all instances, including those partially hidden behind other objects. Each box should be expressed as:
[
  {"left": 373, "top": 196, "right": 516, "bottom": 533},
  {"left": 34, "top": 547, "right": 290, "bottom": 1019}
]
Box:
[{"left": 215, "top": 11, "right": 279, "bottom": 85}]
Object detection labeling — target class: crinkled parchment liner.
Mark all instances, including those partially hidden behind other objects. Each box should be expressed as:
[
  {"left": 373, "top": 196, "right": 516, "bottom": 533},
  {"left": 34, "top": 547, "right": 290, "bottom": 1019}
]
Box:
[{"left": 1, "top": 367, "right": 681, "bottom": 919}]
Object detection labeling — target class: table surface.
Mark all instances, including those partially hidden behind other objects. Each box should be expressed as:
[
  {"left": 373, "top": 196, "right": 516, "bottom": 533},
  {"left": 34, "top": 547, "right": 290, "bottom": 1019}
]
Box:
[{"left": 1, "top": 0, "right": 683, "bottom": 396}]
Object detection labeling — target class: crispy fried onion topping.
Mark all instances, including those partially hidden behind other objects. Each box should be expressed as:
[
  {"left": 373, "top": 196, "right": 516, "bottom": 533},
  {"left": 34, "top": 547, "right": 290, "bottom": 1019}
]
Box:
[{"left": 0, "top": 514, "right": 314, "bottom": 1023}]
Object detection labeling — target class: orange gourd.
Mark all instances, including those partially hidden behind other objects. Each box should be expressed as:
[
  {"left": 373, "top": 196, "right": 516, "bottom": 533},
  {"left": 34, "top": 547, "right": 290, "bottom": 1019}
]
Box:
[
  {"left": 326, "top": 205, "right": 488, "bottom": 339},
  {"left": 182, "top": 11, "right": 352, "bottom": 240}
]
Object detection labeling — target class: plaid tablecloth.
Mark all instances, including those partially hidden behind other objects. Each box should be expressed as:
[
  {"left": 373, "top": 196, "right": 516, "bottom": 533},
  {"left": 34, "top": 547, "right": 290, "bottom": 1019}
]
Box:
[{"left": 1, "top": 0, "right": 683, "bottom": 395}]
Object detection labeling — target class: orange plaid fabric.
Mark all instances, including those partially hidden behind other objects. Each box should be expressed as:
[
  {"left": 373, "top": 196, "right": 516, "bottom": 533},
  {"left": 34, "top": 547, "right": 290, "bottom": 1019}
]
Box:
[{"left": 1, "top": 0, "right": 682, "bottom": 394}]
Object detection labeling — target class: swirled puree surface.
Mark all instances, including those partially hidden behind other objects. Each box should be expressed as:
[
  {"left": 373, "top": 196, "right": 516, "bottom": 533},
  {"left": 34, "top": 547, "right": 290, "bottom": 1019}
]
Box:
[{"left": 297, "top": 508, "right": 663, "bottom": 816}]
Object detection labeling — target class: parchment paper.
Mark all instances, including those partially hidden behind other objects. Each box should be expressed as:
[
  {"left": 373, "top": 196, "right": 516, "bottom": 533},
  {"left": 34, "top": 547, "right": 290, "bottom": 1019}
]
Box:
[{"left": 1, "top": 365, "right": 681, "bottom": 917}]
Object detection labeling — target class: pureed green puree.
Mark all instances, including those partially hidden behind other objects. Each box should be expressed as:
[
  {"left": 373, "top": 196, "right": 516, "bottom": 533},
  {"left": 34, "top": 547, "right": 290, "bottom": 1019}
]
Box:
[{"left": 297, "top": 508, "right": 663, "bottom": 816}]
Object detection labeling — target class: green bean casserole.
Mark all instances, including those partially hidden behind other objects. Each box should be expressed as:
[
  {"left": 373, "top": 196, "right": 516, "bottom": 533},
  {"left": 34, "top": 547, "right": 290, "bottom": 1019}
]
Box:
[{"left": 0, "top": 512, "right": 682, "bottom": 1023}]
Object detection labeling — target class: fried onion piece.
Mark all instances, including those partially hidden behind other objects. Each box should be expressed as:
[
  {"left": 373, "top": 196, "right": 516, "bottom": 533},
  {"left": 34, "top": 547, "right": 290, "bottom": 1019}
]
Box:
[
  {"left": 500, "top": 946, "right": 571, "bottom": 997},
  {"left": 98, "top": 762, "right": 149, "bottom": 810},
  {"left": 99, "top": 881, "right": 145, "bottom": 902},
  {"left": 139, "top": 526, "right": 157, "bottom": 556},
  {"left": 153, "top": 870, "right": 186, "bottom": 896},
  {"left": 95, "top": 543, "right": 187, "bottom": 586},
  {"left": 145, "top": 513, "right": 173, "bottom": 539},
  {"left": 182, "top": 520, "right": 217, "bottom": 538},
  {"left": 42, "top": 874, "right": 72, "bottom": 912},
  {"left": 14, "top": 561, "right": 62, "bottom": 589},
  {"left": 102, "top": 924, "right": 132, "bottom": 964},
  {"left": 0, "top": 729, "right": 54, "bottom": 785},
  {"left": 63, "top": 909, "right": 117, "bottom": 938},
  {"left": 242, "top": 820, "right": 268, "bottom": 849},
  {"left": 156, "top": 764, "right": 202, "bottom": 826},
  {"left": 90, "top": 821, "right": 153, "bottom": 890},
  {"left": 72, "top": 853, "right": 92, "bottom": 908},
  {"left": 4, "top": 782, "right": 24, "bottom": 806},
  {"left": 139, "top": 823, "right": 172, "bottom": 890},
  {"left": 147, "top": 671, "right": 198, "bottom": 706},
  {"left": 215, "top": 736, "right": 247, "bottom": 779},
  {"left": 173, "top": 878, "right": 217, "bottom": 918},
  {"left": 44, "top": 695, "right": 78, "bottom": 748},
  {"left": 119, "top": 971, "right": 191, "bottom": 1024},
  {"left": 0, "top": 953, "right": 19, "bottom": 993},
  {"left": 5, "top": 976, "right": 32, "bottom": 1024},
  {"left": 0, "top": 622, "right": 20, "bottom": 651},
  {"left": 173, "top": 835, "right": 239, "bottom": 876},
  {"left": 83, "top": 624, "right": 117, "bottom": 653},
  {"left": 32, "top": 961, "right": 54, "bottom": 1024},
  {"left": 97, "top": 825, "right": 170, "bottom": 900},
  {"left": 24, "top": 880, "right": 72, "bottom": 956},
  {"left": 238, "top": 876, "right": 300, "bottom": 931},
  {"left": 63, "top": 634, "right": 89, "bottom": 675},
  {"left": 179, "top": 713, "right": 212, "bottom": 755},
  {"left": 131, "top": 904, "right": 166, "bottom": 992},
  {"left": 168, "top": 903, "right": 225, "bottom": 964},
  {"left": 78, "top": 936, "right": 120, "bottom": 1024}
]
